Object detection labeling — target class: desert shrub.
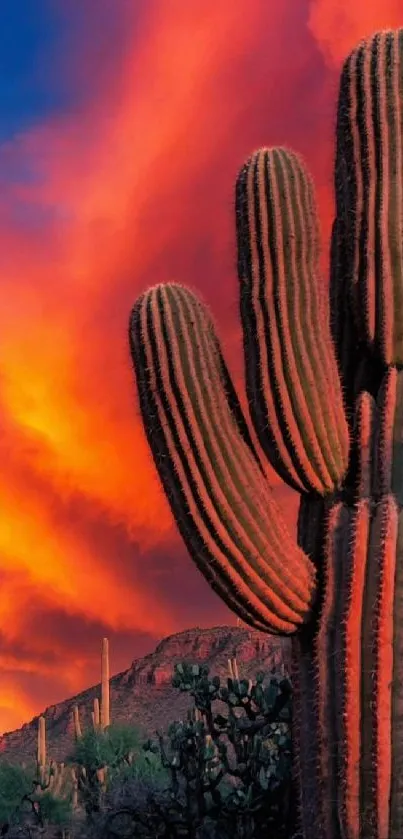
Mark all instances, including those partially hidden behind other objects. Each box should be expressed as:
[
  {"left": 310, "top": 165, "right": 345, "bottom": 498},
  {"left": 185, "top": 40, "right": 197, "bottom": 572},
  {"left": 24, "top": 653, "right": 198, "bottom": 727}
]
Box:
[
  {"left": 0, "top": 666, "right": 293, "bottom": 837},
  {"left": 72, "top": 746, "right": 169, "bottom": 838},
  {"left": 0, "top": 759, "right": 73, "bottom": 835},
  {"left": 69, "top": 721, "right": 166, "bottom": 825},
  {"left": 94, "top": 662, "right": 294, "bottom": 838},
  {"left": 0, "top": 760, "right": 33, "bottom": 826},
  {"left": 71, "top": 723, "right": 141, "bottom": 773}
]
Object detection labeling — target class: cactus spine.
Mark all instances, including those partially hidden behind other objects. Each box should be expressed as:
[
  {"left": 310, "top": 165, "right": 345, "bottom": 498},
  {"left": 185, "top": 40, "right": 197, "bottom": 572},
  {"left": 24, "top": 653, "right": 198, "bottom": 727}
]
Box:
[{"left": 129, "top": 28, "right": 403, "bottom": 839}]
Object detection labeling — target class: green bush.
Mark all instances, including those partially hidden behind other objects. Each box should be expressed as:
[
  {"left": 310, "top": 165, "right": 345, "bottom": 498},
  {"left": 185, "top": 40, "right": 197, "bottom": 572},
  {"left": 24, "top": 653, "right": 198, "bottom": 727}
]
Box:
[
  {"left": 0, "top": 668, "right": 293, "bottom": 836},
  {"left": 0, "top": 759, "right": 73, "bottom": 833},
  {"left": 69, "top": 721, "right": 167, "bottom": 825},
  {"left": 30, "top": 788, "right": 72, "bottom": 827},
  {"left": 0, "top": 760, "right": 33, "bottom": 825},
  {"left": 71, "top": 722, "right": 141, "bottom": 772}
]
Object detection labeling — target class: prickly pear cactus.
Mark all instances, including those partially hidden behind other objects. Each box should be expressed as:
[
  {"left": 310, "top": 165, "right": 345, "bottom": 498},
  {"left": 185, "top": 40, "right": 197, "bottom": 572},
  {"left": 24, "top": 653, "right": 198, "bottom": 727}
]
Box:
[{"left": 129, "top": 29, "right": 403, "bottom": 839}]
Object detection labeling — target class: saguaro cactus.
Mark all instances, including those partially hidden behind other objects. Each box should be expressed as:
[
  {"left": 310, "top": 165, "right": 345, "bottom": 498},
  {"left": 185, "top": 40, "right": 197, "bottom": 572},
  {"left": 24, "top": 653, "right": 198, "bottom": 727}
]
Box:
[
  {"left": 35, "top": 715, "right": 71, "bottom": 801},
  {"left": 129, "top": 29, "right": 403, "bottom": 839},
  {"left": 73, "top": 637, "right": 111, "bottom": 739}
]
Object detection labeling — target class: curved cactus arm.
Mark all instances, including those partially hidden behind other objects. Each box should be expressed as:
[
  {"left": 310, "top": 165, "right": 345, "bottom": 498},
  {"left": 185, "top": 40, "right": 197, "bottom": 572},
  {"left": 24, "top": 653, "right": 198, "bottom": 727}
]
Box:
[
  {"left": 236, "top": 147, "right": 349, "bottom": 494},
  {"left": 129, "top": 282, "right": 316, "bottom": 634},
  {"left": 336, "top": 30, "right": 403, "bottom": 365}
]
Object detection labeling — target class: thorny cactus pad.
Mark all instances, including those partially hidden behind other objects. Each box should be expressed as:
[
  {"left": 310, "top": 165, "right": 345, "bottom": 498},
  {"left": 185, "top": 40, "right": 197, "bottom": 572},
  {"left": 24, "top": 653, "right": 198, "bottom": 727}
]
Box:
[{"left": 129, "top": 28, "right": 403, "bottom": 839}]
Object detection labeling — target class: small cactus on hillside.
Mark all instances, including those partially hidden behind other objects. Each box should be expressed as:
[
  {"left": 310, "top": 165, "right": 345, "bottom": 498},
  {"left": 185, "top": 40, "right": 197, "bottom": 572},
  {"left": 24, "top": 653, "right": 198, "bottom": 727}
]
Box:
[
  {"left": 34, "top": 715, "right": 73, "bottom": 803},
  {"left": 72, "top": 637, "right": 112, "bottom": 816}
]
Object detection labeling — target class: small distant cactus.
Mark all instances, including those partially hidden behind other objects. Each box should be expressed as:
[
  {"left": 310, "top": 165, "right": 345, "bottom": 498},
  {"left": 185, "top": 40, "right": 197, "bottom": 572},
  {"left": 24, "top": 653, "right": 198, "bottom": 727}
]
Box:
[
  {"left": 71, "top": 637, "right": 113, "bottom": 816},
  {"left": 0, "top": 716, "right": 73, "bottom": 835},
  {"left": 129, "top": 28, "right": 403, "bottom": 839},
  {"left": 73, "top": 636, "right": 111, "bottom": 742},
  {"left": 35, "top": 715, "right": 73, "bottom": 804}
]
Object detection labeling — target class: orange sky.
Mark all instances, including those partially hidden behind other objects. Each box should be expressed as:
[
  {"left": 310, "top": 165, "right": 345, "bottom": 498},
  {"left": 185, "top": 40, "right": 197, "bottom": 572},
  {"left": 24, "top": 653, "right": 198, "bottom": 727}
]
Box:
[{"left": 0, "top": 0, "right": 401, "bottom": 735}]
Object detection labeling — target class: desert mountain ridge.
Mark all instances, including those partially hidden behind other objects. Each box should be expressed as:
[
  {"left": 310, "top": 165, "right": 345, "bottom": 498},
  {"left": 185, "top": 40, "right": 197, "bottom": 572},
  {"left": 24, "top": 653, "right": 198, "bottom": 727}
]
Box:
[{"left": 0, "top": 625, "right": 291, "bottom": 765}]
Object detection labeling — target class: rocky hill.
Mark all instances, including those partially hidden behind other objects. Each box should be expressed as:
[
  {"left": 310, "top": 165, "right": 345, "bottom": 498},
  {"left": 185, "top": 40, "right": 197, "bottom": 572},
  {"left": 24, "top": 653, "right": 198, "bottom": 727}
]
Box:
[{"left": 0, "top": 625, "right": 291, "bottom": 765}]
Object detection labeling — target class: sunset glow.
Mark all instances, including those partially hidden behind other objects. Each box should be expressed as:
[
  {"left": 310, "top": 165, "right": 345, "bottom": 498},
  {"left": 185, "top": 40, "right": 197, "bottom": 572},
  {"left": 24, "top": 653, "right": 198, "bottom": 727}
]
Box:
[{"left": 0, "top": 0, "right": 398, "bottom": 732}]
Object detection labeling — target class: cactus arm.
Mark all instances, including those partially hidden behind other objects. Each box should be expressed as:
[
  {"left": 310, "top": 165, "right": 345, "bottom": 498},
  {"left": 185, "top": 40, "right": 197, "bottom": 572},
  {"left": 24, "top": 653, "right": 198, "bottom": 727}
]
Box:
[
  {"left": 336, "top": 30, "right": 403, "bottom": 365},
  {"left": 129, "top": 283, "right": 316, "bottom": 633},
  {"left": 236, "top": 147, "right": 349, "bottom": 494},
  {"left": 131, "top": 298, "right": 268, "bottom": 631},
  {"left": 213, "top": 339, "right": 264, "bottom": 471}
]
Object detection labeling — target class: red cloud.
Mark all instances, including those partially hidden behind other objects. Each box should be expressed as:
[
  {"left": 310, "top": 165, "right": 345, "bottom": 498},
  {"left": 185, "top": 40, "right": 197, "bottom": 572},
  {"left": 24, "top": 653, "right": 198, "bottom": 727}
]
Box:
[{"left": 0, "top": 0, "right": 389, "bottom": 730}]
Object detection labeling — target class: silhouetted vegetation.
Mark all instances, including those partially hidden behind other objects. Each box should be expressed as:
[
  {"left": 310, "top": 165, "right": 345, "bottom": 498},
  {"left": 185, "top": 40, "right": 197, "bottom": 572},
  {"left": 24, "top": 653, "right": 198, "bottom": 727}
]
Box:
[{"left": 0, "top": 660, "right": 293, "bottom": 838}]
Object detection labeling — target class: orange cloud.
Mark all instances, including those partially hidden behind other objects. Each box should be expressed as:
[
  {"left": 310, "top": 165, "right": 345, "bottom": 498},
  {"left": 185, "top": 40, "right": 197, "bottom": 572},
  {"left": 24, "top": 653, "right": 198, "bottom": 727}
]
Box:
[
  {"left": 0, "top": 0, "right": 393, "bottom": 733},
  {"left": 0, "top": 681, "right": 34, "bottom": 737},
  {"left": 308, "top": 0, "right": 403, "bottom": 66}
]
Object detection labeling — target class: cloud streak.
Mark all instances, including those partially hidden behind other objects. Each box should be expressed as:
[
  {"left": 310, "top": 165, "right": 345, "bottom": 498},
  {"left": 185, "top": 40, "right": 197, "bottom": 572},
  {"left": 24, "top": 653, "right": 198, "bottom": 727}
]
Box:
[{"left": 0, "top": 0, "right": 397, "bottom": 732}]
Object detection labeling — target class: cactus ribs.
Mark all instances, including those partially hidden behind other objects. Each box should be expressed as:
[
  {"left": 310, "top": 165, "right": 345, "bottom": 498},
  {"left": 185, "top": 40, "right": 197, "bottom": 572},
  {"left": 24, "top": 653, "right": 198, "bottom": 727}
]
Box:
[{"left": 129, "top": 29, "right": 403, "bottom": 839}]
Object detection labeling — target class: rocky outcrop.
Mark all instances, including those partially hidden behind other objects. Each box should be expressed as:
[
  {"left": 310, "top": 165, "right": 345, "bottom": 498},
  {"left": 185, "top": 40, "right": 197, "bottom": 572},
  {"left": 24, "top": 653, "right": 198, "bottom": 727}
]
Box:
[
  {"left": 122, "top": 625, "right": 290, "bottom": 686},
  {"left": 0, "top": 625, "right": 291, "bottom": 765}
]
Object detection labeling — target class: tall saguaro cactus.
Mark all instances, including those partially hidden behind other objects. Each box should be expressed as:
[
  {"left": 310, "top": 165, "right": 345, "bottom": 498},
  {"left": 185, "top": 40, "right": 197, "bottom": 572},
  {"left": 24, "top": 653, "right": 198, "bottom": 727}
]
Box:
[{"left": 129, "top": 29, "right": 403, "bottom": 839}]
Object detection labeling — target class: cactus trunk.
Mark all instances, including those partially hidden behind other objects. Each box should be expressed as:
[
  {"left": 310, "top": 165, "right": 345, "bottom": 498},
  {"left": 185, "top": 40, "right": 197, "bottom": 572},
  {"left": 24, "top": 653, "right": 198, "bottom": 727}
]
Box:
[
  {"left": 129, "top": 26, "right": 403, "bottom": 839},
  {"left": 37, "top": 714, "right": 46, "bottom": 772}
]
